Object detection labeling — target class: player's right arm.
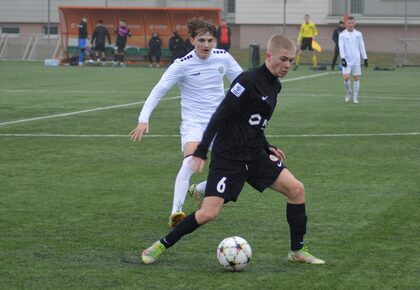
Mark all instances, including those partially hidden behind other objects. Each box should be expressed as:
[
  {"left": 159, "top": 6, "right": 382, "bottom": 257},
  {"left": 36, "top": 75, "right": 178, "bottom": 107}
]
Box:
[
  {"left": 297, "top": 23, "right": 304, "bottom": 44},
  {"left": 130, "top": 61, "right": 183, "bottom": 142},
  {"left": 338, "top": 32, "right": 346, "bottom": 60},
  {"left": 193, "top": 76, "right": 247, "bottom": 163}
]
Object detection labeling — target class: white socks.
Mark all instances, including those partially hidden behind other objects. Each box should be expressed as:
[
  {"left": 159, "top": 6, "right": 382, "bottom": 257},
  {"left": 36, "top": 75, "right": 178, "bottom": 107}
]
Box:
[
  {"left": 171, "top": 156, "right": 194, "bottom": 214},
  {"left": 353, "top": 80, "right": 360, "bottom": 101},
  {"left": 195, "top": 181, "right": 207, "bottom": 194},
  {"left": 344, "top": 79, "right": 352, "bottom": 95}
]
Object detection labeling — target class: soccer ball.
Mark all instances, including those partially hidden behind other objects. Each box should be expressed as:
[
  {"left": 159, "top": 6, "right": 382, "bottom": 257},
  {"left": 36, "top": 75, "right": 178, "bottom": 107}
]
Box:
[{"left": 216, "top": 236, "right": 252, "bottom": 271}]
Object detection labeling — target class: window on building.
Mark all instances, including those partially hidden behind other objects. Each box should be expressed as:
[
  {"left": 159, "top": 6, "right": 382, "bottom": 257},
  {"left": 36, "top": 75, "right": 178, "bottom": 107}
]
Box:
[
  {"left": 350, "top": 0, "right": 364, "bottom": 14},
  {"left": 227, "top": 0, "right": 235, "bottom": 14},
  {"left": 43, "top": 25, "right": 59, "bottom": 35},
  {"left": 1, "top": 27, "right": 20, "bottom": 34}
]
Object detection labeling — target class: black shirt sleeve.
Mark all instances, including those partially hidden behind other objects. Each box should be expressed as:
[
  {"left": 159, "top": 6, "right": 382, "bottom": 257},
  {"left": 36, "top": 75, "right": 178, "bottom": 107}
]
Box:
[{"left": 194, "top": 75, "right": 249, "bottom": 160}]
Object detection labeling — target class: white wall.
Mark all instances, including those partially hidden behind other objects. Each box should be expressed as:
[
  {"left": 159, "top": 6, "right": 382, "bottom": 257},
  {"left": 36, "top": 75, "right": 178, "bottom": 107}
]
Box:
[
  {"left": 235, "top": 0, "right": 330, "bottom": 25},
  {"left": 0, "top": 0, "right": 223, "bottom": 23}
]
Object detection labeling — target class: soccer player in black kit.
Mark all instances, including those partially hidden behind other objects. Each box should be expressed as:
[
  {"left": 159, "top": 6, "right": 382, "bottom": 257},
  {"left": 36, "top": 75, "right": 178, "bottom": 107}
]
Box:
[{"left": 142, "top": 35, "right": 325, "bottom": 265}]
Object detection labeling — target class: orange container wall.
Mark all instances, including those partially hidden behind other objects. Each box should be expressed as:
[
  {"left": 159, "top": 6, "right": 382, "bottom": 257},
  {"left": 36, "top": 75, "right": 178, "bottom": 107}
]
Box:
[{"left": 59, "top": 7, "right": 221, "bottom": 57}]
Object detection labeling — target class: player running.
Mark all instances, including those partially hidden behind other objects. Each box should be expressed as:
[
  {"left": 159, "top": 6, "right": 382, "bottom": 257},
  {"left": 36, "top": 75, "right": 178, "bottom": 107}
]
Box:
[
  {"left": 141, "top": 35, "right": 325, "bottom": 265},
  {"left": 339, "top": 16, "right": 368, "bottom": 104},
  {"left": 130, "top": 18, "right": 243, "bottom": 228}
]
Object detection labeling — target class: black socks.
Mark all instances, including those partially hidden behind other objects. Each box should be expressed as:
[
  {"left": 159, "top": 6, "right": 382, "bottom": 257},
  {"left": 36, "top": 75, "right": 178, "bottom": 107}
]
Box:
[
  {"left": 161, "top": 212, "right": 201, "bottom": 248},
  {"left": 286, "top": 203, "right": 307, "bottom": 251}
]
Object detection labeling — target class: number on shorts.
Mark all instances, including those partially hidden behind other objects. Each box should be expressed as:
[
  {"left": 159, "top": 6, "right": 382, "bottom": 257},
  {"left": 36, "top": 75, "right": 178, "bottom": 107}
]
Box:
[{"left": 217, "top": 177, "right": 227, "bottom": 193}]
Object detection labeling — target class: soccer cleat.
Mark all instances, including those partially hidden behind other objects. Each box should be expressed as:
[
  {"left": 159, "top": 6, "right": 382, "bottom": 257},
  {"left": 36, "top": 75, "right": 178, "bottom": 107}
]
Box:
[
  {"left": 168, "top": 211, "right": 185, "bottom": 228},
  {"left": 345, "top": 93, "right": 352, "bottom": 103},
  {"left": 141, "top": 240, "right": 166, "bottom": 264},
  {"left": 188, "top": 184, "right": 204, "bottom": 209},
  {"left": 353, "top": 99, "right": 359, "bottom": 104},
  {"left": 287, "top": 246, "right": 325, "bottom": 265}
]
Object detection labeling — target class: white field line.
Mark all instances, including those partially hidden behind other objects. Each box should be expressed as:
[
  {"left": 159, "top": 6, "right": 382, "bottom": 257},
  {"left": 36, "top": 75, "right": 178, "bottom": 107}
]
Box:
[
  {"left": 282, "top": 72, "right": 335, "bottom": 82},
  {"left": 1, "top": 132, "right": 419, "bottom": 138},
  {"left": 284, "top": 92, "right": 420, "bottom": 101},
  {"left": 0, "top": 72, "right": 333, "bottom": 127},
  {"left": 0, "top": 96, "right": 180, "bottom": 127}
]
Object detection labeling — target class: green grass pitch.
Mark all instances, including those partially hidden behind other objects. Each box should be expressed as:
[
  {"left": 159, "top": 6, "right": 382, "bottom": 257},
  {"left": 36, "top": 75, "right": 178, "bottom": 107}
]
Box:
[{"left": 1, "top": 61, "right": 419, "bottom": 289}]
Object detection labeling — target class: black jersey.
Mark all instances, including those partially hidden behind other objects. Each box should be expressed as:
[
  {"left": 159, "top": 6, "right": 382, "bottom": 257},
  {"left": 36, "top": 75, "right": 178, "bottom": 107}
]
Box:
[
  {"left": 78, "top": 21, "right": 88, "bottom": 39},
  {"left": 92, "top": 25, "right": 111, "bottom": 45},
  {"left": 332, "top": 26, "right": 345, "bottom": 46},
  {"left": 195, "top": 63, "right": 281, "bottom": 161}
]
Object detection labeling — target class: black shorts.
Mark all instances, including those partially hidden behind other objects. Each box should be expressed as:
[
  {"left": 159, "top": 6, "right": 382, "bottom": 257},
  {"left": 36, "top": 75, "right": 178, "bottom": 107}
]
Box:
[
  {"left": 95, "top": 42, "right": 105, "bottom": 52},
  {"left": 115, "top": 45, "right": 126, "bottom": 53},
  {"left": 300, "top": 37, "right": 313, "bottom": 51},
  {"left": 205, "top": 151, "right": 286, "bottom": 203}
]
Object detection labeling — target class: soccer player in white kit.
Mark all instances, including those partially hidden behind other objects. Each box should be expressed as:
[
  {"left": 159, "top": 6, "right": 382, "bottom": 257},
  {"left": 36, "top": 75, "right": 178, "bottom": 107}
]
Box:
[
  {"left": 130, "top": 18, "right": 243, "bottom": 228},
  {"left": 339, "top": 16, "right": 368, "bottom": 104}
]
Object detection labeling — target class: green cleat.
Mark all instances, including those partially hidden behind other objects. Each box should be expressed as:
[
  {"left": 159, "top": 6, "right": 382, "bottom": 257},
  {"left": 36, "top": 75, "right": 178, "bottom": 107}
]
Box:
[
  {"left": 168, "top": 211, "right": 185, "bottom": 228},
  {"left": 187, "top": 184, "right": 204, "bottom": 209},
  {"left": 141, "top": 241, "right": 166, "bottom": 264},
  {"left": 287, "top": 246, "right": 325, "bottom": 265}
]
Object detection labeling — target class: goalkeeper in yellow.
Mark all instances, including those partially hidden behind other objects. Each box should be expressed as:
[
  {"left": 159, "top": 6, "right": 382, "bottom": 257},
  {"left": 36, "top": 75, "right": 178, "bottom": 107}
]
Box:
[{"left": 294, "top": 14, "right": 318, "bottom": 70}]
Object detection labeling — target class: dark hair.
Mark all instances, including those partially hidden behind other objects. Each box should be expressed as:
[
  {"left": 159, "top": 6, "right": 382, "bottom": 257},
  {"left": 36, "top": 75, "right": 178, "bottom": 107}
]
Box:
[
  {"left": 187, "top": 17, "right": 216, "bottom": 38},
  {"left": 348, "top": 16, "right": 355, "bottom": 21},
  {"left": 98, "top": 20, "right": 103, "bottom": 24},
  {"left": 339, "top": 20, "right": 344, "bottom": 24}
]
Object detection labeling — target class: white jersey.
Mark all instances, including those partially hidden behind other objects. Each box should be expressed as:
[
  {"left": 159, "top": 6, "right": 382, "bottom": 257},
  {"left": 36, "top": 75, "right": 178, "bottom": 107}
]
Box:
[
  {"left": 138, "top": 49, "right": 243, "bottom": 125},
  {"left": 339, "top": 29, "right": 367, "bottom": 66}
]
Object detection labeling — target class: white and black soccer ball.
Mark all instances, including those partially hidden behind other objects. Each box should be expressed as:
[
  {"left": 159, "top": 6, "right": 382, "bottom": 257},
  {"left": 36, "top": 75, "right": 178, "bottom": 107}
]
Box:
[{"left": 216, "top": 236, "right": 252, "bottom": 271}]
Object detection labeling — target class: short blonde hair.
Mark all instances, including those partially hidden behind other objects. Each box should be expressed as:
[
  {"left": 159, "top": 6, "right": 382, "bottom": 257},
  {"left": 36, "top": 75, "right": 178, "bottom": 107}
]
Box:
[{"left": 266, "top": 35, "right": 296, "bottom": 54}]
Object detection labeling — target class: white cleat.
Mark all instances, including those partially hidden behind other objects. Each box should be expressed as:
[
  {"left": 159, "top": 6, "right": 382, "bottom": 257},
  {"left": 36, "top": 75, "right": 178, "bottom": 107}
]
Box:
[
  {"left": 345, "top": 94, "right": 352, "bottom": 103},
  {"left": 353, "top": 99, "right": 359, "bottom": 104}
]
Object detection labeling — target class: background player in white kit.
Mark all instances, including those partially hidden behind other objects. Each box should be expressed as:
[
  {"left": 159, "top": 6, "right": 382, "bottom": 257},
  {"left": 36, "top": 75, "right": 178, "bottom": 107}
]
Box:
[
  {"left": 339, "top": 16, "right": 368, "bottom": 104},
  {"left": 130, "top": 18, "right": 242, "bottom": 228}
]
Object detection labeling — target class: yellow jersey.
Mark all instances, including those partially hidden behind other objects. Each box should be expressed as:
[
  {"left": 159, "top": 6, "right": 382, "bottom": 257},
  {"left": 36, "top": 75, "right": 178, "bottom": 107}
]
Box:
[{"left": 297, "top": 22, "right": 318, "bottom": 43}]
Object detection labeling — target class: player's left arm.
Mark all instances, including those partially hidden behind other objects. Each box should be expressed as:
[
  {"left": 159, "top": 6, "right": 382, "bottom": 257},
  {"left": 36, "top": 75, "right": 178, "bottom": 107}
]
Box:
[
  {"left": 312, "top": 23, "right": 318, "bottom": 39},
  {"left": 225, "top": 54, "right": 243, "bottom": 83},
  {"left": 359, "top": 32, "right": 368, "bottom": 66},
  {"left": 262, "top": 136, "right": 286, "bottom": 162}
]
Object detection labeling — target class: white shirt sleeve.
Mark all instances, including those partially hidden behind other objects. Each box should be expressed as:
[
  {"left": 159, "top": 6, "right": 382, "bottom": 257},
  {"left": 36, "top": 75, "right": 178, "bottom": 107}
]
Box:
[
  {"left": 225, "top": 53, "right": 243, "bottom": 82},
  {"left": 138, "top": 61, "right": 183, "bottom": 123},
  {"left": 359, "top": 32, "right": 367, "bottom": 60},
  {"left": 338, "top": 32, "right": 345, "bottom": 60}
]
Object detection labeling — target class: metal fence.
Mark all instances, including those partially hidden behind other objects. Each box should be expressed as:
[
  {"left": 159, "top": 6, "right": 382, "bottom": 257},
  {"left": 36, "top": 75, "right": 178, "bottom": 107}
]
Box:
[{"left": 330, "top": 0, "right": 420, "bottom": 17}]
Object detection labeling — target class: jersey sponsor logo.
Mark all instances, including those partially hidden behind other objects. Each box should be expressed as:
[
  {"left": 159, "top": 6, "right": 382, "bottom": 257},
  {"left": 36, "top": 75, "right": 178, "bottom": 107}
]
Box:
[
  {"left": 230, "top": 82, "right": 245, "bottom": 97},
  {"left": 248, "top": 114, "right": 261, "bottom": 125},
  {"left": 262, "top": 96, "right": 268, "bottom": 101},
  {"left": 248, "top": 113, "right": 269, "bottom": 130}
]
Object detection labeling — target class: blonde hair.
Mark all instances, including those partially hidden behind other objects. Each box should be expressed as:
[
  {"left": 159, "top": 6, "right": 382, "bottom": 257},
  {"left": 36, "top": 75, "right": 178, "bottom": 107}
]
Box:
[{"left": 266, "top": 35, "right": 296, "bottom": 54}]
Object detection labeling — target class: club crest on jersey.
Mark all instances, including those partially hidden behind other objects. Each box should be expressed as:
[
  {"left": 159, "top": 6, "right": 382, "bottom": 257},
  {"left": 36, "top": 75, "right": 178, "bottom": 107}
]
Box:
[
  {"left": 231, "top": 82, "right": 245, "bottom": 97},
  {"left": 218, "top": 66, "right": 224, "bottom": 74},
  {"left": 269, "top": 155, "right": 278, "bottom": 162}
]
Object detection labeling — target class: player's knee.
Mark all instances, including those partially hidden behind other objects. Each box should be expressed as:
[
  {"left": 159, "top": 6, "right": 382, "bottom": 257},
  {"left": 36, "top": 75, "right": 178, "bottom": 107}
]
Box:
[
  {"left": 289, "top": 181, "right": 305, "bottom": 201},
  {"left": 199, "top": 208, "right": 220, "bottom": 223}
]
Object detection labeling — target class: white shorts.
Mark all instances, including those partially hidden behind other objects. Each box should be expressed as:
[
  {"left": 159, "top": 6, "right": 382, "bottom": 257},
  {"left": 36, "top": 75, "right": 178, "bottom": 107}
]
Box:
[
  {"left": 342, "top": 64, "right": 362, "bottom": 76},
  {"left": 180, "top": 122, "right": 212, "bottom": 152}
]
